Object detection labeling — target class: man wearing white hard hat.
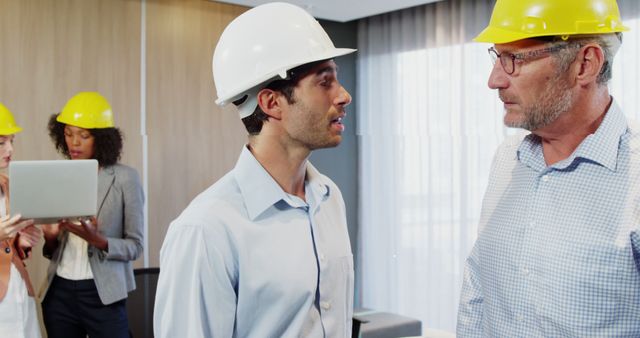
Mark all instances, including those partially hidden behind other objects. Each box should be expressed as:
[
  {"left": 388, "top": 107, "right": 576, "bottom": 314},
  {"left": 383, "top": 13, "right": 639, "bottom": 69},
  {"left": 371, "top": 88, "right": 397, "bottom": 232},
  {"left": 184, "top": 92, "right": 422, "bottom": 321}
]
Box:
[
  {"left": 154, "top": 3, "right": 355, "bottom": 337},
  {"left": 458, "top": 0, "right": 640, "bottom": 337}
]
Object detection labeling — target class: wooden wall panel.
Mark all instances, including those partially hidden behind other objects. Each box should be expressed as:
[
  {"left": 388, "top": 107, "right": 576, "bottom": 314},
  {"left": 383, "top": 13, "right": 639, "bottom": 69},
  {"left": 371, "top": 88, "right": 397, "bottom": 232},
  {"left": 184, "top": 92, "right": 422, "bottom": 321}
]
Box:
[
  {"left": 146, "top": 0, "right": 247, "bottom": 266},
  {"left": 0, "top": 0, "right": 142, "bottom": 302}
]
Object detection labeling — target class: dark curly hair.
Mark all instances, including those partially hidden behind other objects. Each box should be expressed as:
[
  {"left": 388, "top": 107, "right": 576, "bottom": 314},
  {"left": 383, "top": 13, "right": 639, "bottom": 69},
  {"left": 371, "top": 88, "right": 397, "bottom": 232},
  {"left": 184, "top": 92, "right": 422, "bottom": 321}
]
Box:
[{"left": 47, "top": 114, "right": 123, "bottom": 167}]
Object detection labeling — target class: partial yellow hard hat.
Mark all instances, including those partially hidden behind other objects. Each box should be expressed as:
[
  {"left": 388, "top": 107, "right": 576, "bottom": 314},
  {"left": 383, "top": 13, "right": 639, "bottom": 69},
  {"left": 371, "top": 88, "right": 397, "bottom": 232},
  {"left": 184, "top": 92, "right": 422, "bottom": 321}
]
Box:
[
  {"left": 475, "top": 0, "right": 629, "bottom": 44},
  {"left": 0, "top": 102, "right": 23, "bottom": 135},
  {"left": 57, "top": 92, "right": 114, "bottom": 129}
]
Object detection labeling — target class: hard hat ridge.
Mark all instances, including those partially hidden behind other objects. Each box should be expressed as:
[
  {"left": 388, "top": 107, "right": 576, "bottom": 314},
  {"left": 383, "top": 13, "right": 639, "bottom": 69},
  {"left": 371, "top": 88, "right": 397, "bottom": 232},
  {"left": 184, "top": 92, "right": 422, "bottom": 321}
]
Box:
[
  {"left": 0, "top": 102, "right": 23, "bottom": 136},
  {"left": 57, "top": 92, "right": 115, "bottom": 129},
  {"left": 475, "top": 0, "right": 629, "bottom": 44},
  {"left": 212, "top": 2, "right": 356, "bottom": 119}
]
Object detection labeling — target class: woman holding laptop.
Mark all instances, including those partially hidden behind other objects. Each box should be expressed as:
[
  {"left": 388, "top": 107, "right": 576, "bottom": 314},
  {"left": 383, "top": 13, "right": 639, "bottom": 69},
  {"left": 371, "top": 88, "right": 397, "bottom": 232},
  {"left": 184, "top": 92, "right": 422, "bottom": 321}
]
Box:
[
  {"left": 41, "top": 92, "right": 144, "bottom": 338},
  {"left": 0, "top": 102, "right": 42, "bottom": 338}
]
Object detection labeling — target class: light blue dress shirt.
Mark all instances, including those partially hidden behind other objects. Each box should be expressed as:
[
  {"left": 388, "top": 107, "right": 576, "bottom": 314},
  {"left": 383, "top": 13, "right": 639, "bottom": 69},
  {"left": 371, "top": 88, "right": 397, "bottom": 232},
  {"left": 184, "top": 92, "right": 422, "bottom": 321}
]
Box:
[
  {"left": 154, "top": 146, "right": 354, "bottom": 338},
  {"left": 457, "top": 100, "right": 640, "bottom": 337}
]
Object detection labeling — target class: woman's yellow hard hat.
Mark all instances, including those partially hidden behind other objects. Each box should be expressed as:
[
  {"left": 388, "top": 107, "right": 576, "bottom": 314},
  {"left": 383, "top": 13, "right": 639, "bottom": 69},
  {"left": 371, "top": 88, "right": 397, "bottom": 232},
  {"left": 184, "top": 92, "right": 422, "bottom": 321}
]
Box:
[
  {"left": 0, "top": 102, "right": 23, "bottom": 136},
  {"left": 475, "top": 0, "right": 629, "bottom": 44},
  {"left": 57, "top": 92, "right": 115, "bottom": 129}
]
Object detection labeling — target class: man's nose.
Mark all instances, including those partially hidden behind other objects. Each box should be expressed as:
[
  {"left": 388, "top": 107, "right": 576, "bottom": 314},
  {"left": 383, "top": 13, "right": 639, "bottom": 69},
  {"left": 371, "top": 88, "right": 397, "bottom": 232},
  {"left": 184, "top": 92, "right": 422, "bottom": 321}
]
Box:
[
  {"left": 335, "top": 85, "right": 352, "bottom": 107},
  {"left": 488, "top": 61, "right": 509, "bottom": 90}
]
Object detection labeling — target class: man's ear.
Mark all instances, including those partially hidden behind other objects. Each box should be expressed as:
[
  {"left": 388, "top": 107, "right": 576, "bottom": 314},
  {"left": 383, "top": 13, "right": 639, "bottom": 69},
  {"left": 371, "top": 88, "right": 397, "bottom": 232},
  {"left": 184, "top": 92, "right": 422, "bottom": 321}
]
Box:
[
  {"left": 256, "top": 88, "right": 283, "bottom": 120},
  {"left": 576, "top": 44, "right": 606, "bottom": 86}
]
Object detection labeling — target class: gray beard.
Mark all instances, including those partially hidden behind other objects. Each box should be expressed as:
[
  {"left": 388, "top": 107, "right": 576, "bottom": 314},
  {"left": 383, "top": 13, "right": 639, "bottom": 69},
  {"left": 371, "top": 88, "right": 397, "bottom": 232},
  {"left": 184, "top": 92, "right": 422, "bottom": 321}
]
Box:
[{"left": 506, "top": 77, "right": 573, "bottom": 131}]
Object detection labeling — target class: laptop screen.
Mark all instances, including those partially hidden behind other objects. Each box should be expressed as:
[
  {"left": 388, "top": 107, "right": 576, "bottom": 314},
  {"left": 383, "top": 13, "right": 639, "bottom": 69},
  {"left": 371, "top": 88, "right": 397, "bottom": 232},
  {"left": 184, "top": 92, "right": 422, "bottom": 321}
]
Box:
[{"left": 9, "top": 160, "right": 98, "bottom": 223}]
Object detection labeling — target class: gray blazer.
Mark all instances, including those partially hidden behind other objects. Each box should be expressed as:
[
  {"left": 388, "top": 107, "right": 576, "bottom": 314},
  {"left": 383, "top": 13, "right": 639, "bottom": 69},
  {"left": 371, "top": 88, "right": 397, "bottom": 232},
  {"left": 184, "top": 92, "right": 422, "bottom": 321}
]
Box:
[{"left": 42, "top": 164, "right": 144, "bottom": 305}]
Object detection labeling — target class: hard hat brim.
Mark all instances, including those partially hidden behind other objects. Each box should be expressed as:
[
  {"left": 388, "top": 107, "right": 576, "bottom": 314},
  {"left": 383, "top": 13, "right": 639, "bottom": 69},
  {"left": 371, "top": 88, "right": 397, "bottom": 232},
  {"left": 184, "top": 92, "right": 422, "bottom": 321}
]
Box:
[
  {"left": 0, "top": 126, "right": 22, "bottom": 136},
  {"left": 474, "top": 25, "right": 631, "bottom": 44},
  {"left": 473, "top": 27, "right": 536, "bottom": 44},
  {"left": 215, "top": 47, "right": 356, "bottom": 106},
  {"left": 56, "top": 114, "right": 114, "bottom": 129}
]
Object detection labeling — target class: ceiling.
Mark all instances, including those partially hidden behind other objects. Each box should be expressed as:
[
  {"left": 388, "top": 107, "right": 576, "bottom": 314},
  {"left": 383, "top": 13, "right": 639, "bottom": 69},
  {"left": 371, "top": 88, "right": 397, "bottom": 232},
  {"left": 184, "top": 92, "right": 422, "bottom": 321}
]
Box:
[{"left": 212, "top": 0, "right": 445, "bottom": 22}]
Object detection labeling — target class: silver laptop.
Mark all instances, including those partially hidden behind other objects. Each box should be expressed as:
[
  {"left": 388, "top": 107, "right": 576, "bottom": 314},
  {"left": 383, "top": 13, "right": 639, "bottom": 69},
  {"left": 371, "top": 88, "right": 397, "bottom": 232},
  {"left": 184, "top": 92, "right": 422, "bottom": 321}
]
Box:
[{"left": 9, "top": 160, "right": 98, "bottom": 223}]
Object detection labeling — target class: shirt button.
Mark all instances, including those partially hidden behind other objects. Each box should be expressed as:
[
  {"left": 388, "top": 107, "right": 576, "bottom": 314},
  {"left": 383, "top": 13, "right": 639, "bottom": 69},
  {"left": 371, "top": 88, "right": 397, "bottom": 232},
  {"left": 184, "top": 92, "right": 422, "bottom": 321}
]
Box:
[
  {"left": 521, "top": 268, "right": 530, "bottom": 276},
  {"left": 320, "top": 301, "right": 332, "bottom": 310},
  {"left": 319, "top": 254, "right": 325, "bottom": 262},
  {"left": 516, "top": 315, "right": 524, "bottom": 322},
  {"left": 541, "top": 175, "right": 550, "bottom": 182}
]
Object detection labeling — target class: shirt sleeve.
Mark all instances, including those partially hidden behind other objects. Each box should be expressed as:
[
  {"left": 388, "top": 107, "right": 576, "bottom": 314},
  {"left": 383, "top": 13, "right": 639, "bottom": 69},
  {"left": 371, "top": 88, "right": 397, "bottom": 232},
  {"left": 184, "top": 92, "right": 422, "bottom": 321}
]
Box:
[
  {"left": 456, "top": 242, "right": 483, "bottom": 338},
  {"left": 154, "top": 222, "right": 237, "bottom": 338},
  {"left": 103, "top": 167, "right": 144, "bottom": 261}
]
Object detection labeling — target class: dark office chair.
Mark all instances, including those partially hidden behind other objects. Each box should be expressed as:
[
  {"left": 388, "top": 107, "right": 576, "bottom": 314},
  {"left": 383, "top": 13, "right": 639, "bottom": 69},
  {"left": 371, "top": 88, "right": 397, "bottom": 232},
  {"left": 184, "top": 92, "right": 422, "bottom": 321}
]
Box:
[{"left": 127, "top": 268, "right": 160, "bottom": 338}]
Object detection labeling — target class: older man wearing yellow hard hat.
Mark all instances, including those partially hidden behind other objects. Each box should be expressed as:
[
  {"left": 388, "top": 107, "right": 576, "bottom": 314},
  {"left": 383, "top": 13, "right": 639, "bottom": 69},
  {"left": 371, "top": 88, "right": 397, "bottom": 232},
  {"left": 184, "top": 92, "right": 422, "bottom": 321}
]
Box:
[{"left": 458, "top": 0, "right": 639, "bottom": 337}]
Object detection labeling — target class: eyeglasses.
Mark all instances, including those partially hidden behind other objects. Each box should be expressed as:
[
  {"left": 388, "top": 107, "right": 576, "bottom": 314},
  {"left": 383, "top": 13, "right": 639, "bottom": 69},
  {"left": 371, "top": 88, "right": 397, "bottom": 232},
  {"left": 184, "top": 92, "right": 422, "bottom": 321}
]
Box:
[{"left": 488, "top": 44, "right": 574, "bottom": 75}]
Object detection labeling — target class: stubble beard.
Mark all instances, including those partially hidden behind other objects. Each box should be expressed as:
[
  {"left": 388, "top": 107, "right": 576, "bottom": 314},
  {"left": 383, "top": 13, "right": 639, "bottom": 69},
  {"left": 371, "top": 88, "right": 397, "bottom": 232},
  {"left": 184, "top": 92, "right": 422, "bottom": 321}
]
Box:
[
  {"left": 505, "top": 75, "right": 574, "bottom": 131},
  {"left": 289, "top": 101, "right": 341, "bottom": 151}
]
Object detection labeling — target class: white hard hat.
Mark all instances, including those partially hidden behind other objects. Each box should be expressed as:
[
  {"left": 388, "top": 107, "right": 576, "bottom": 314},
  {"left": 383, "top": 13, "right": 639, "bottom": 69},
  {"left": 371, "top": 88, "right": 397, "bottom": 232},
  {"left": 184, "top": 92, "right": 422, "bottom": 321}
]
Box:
[{"left": 212, "top": 2, "right": 356, "bottom": 118}]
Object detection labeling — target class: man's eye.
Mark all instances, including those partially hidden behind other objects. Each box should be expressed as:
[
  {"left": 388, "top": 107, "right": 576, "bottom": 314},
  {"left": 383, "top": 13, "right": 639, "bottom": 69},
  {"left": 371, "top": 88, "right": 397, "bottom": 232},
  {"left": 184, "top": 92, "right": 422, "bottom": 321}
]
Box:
[{"left": 321, "top": 79, "right": 334, "bottom": 87}]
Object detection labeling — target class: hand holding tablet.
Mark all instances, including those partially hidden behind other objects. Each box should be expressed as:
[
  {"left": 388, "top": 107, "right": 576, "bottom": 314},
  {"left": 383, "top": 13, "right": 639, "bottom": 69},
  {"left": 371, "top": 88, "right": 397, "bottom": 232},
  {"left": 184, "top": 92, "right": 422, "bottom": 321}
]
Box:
[
  {"left": 57, "top": 217, "right": 108, "bottom": 251},
  {"left": 0, "top": 214, "right": 33, "bottom": 241}
]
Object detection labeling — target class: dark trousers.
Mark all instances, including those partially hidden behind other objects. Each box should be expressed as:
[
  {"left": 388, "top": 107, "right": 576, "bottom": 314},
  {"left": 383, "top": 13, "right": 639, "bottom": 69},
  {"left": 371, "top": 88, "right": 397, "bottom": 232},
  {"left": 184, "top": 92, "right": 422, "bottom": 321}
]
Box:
[{"left": 42, "top": 275, "right": 130, "bottom": 338}]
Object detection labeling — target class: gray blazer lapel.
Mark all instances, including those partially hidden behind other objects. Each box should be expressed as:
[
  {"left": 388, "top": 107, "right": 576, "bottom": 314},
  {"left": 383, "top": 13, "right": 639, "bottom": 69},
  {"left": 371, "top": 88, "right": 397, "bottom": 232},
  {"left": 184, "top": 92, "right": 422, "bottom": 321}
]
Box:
[{"left": 97, "top": 166, "right": 115, "bottom": 216}]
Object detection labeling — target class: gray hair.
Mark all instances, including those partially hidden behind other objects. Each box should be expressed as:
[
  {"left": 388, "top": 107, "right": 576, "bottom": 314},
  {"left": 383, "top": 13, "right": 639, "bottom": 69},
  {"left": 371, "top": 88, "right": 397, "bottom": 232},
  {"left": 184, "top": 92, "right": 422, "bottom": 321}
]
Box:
[{"left": 551, "top": 33, "right": 622, "bottom": 85}]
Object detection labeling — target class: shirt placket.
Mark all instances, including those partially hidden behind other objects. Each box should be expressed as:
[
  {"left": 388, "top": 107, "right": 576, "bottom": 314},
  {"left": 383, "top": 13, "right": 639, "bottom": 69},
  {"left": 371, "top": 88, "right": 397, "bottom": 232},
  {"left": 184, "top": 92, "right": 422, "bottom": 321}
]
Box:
[
  {"left": 517, "top": 167, "right": 553, "bottom": 335},
  {"left": 304, "top": 198, "right": 329, "bottom": 337}
]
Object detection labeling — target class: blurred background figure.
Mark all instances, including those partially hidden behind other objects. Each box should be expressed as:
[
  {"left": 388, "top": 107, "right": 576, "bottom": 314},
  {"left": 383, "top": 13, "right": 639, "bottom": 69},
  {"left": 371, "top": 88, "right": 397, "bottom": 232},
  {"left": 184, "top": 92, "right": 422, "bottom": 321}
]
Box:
[
  {"left": 0, "top": 101, "right": 41, "bottom": 338},
  {"left": 41, "top": 92, "right": 144, "bottom": 338}
]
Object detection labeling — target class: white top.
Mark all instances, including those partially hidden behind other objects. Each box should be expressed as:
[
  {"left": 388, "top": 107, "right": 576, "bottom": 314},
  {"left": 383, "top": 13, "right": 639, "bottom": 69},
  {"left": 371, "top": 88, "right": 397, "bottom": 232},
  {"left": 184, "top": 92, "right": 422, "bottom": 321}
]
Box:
[
  {"left": 56, "top": 232, "right": 94, "bottom": 280},
  {"left": 0, "top": 195, "right": 6, "bottom": 216},
  {"left": 0, "top": 194, "right": 41, "bottom": 338}
]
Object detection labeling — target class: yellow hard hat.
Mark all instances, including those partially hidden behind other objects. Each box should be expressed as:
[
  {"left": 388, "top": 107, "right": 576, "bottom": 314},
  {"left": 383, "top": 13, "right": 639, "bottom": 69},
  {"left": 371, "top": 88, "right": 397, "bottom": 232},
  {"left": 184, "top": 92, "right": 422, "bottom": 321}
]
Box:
[
  {"left": 0, "top": 102, "right": 23, "bottom": 136},
  {"left": 475, "top": 0, "right": 629, "bottom": 44},
  {"left": 57, "top": 92, "right": 115, "bottom": 129}
]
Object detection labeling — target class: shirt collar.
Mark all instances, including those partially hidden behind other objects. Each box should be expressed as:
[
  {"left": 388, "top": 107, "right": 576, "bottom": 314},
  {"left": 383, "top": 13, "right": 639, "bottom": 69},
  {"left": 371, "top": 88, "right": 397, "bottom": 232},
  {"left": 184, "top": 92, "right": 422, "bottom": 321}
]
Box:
[
  {"left": 234, "top": 146, "right": 331, "bottom": 220},
  {"left": 304, "top": 161, "right": 331, "bottom": 208},
  {"left": 517, "top": 99, "right": 627, "bottom": 172}
]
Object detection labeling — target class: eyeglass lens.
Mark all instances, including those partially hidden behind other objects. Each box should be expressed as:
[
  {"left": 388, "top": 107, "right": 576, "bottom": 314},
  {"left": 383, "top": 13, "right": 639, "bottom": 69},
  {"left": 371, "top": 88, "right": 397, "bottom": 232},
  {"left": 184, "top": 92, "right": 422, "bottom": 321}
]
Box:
[{"left": 488, "top": 48, "right": 514, "bottom": 74}]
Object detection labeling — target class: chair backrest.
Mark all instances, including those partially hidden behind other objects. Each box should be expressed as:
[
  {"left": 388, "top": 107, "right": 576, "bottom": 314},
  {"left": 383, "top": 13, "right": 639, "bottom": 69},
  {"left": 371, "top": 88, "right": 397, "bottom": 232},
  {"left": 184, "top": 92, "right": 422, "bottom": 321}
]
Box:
[{"left": 127, "top": 268, "right": 160, "bottom": 338}]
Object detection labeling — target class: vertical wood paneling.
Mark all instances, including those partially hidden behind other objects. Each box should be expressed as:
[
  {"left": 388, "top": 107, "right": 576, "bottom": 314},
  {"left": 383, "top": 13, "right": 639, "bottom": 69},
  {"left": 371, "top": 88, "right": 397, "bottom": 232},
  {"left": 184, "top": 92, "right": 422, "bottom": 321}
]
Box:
[{"left": 146, "top": 0, "right": 247, "bottom": 266}]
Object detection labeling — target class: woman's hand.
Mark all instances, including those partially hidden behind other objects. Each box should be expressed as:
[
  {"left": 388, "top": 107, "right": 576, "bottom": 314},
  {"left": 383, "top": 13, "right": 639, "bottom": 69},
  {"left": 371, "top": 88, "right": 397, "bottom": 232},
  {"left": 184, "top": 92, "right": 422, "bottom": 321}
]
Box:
[
  {"left": 17, "top": 224, "right": 41, "bottom": 249},
  {"left": 61, "top": 217, "right": 108, "bottom": 251},
  {"left": 41, "top": 222, "right": 62, "bottom": 242},
  {"left": 41, "top": 222, "right": 63, "bottom": 258},
  {"left": 0, "top": 214, "right": 33, "bottom": 242},
  {"left": 17, "top": 224, "right": 41, "bottom": 259}
]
